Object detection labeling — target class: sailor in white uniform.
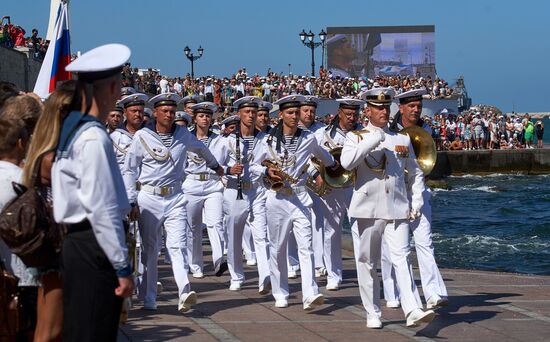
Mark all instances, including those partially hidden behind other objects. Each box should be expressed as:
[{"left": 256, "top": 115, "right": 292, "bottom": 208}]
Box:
[
  {"left": 314, "top": 98, "right": 364, "bottom": 290},
  {"left": 52, "top": 44, "right": 134, "bottom": 341},
  {"left": 382, "top": 89, "right": 449, "bottom": 309},
  {"left": 110, "top": 91, "right": 149, "bottom": 298},
  {"left": 222, "top": 96, "right": 271, "bottom": 294},
  {"left": 183, "top": 102, "right": 228, "bottom": 278},
  {"left": 261, "top": 95, "right": 337, "bottom": 310},
  {"left": 111, "top": 93, "right": 148, "bottom": 169},
  {"left": 340, "top": 87, "right": 435, "bottom": 329},
  {"left": 298, "top": 95, "right": 326, "bottom": 277},
  {"left": 123, "top": 93, "right": 225, "bottom": 313}
]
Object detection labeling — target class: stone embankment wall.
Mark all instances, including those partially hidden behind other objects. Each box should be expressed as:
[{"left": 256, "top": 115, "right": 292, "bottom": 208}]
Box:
[
  {"left": 0, "top": 46, "right": 42, "bottom": 91},
  {"left": 430, "top": 149, "right": 550, "bottom": 178}
]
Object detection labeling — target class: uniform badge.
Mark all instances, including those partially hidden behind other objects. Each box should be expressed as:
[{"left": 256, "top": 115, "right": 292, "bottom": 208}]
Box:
[{"left": 395, "top": 145, "right": 409, "bottom": 158}]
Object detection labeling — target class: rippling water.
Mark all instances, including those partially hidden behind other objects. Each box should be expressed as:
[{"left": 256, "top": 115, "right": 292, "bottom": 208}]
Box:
[{"left": 431, "top": 174, "right": 550, "bottom": 275}]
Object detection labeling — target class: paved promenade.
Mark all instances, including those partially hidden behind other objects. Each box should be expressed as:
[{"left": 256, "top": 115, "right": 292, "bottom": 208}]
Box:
[{"left": 118, "top": 249, "right": 550, "bottom": 341}]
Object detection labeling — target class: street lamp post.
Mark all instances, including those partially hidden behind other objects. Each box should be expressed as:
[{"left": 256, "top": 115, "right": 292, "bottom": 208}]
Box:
[
  {"left": 299, "top": 29, "right": 326, "bottom": 77},
  {"left": 183, "top": 45, "right": 204, "bottom": 79}
]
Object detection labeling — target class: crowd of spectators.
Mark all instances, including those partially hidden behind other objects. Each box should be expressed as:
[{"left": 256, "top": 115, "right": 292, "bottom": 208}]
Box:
[
  {"left": 421, "top": 111, "right": 545, "bottom": 151},
  {"left": 0, "top": 16, "right": 49, "bottom": 59},
  {"left": 121, "top": 65, "right": 456, "bottom": 110}
]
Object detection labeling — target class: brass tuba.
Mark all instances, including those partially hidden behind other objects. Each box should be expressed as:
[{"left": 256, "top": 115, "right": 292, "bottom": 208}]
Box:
[
  {"left": 399, "top": 125, "right": 437, "bottom": 175},
  {"left": 310, "top": 143, "right": 356, "bottom": 191}
]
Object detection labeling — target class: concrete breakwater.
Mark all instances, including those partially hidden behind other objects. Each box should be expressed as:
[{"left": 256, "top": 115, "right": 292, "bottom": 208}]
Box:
[{"left": 429, "top": 148, "right": 550, "bottom": 179}]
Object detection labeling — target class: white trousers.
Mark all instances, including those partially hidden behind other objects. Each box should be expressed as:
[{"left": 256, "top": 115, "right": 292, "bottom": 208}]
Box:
[
  {"left": 382, "top": 200, "right": 448, "bottom": 303},
  {"left": 185, "top": 190, "right": 225, "bottom": 274},
  {"left": 352, "top": 218, "right": 422, "bottom": 318},
  {"left": 243, "top": 224, "right": 256, "bottom": 262},
  {"left": 287, "top": 229, "right": 300, "bottom": 272},
  {"left": 267, "top": 192, "right": 319, "bottom": 303},
  {"left": 224, "top": 187, "right": 270, "bottom": 288},
  {"left": 137, "top": 192, "right": 190, "bottom": 306},
  {"left": 319, "top": 188, "right": 352, "bottom": 286}
]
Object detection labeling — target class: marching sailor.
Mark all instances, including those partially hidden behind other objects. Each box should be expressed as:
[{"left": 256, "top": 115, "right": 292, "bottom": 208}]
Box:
[
  {"left": 256, "top": 100, "right": 273, "bottom": 134},
  {"left": 340, "top": 87, "right": 435, "bottom": 328},
  {"left": 299, "top": 95, "right": 327, "bottom": 277},
  {"left": 314, "top": 98, "right": 364, "bottom": 290},
  {"left": 222, "top": 96, "right": 271, "bottom": 294},
  {"left": 261, "top": 95, "right": 337, "bottom": 310},
  {"left": 382, "top": 89, "right": 449, "bottom": 309},
  {"left": 52, "top": 44, "right": 134, "bottom": 340},
  {"left": 106, "top": 102, "right": 123, "bottom": 133},
  {"left": 122, "top": 92, "right": 225, "bottom": 313},
  {"left": 183, "top": 101, "right": 228, "bottom": 278},
  {"left": 111, "top": 92, "right": 148, "bottom": 169}
]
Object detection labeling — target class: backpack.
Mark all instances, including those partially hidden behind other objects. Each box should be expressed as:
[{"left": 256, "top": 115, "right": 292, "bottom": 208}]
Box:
[
  {"left": 0, "top": 260, "right": 20, "bottom": 337},
  {"left": 0, "top": 152, "right": 64, "bottom": 268}
]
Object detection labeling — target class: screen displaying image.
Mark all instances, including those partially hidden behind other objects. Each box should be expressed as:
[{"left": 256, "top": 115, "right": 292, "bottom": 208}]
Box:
[{"left": 326, "top": 26, "right": 435, "bottom": 79}]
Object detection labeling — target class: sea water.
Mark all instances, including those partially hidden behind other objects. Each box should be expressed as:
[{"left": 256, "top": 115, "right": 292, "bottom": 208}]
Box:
[{"left": 431, "top": 174, "right": 550, "bottom": 275}]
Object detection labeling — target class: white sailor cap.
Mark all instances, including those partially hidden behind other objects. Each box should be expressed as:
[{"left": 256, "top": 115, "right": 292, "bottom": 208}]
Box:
[
  {"left": 182, "top": 95, "right": 199, "bottom": 106},
  {"left": 149, "top": 93, "right": 181, "bottom": 108},
  {"left": 336, "top": 98, "right": 365, "bottom": 110},
  {"left": 258, "top": 101, "right": 273, "bottom": 112},
  {"left": 301, "top": 95, "right": 319, "bottom": 108},
  {"left": 360, "top": 87, "right": 395, "bottom": 107},
  {"left": 274, "top": 95, "right": 305, "bottom": 110},
  {"left": 394, "top": 89, "right": 427, "bottom": 104},
  {"left": 120, "top": 87, "right": 137, "bottom": 97},
  {"left": 175, "top": 111, "right": 193, "bottom": 123},
  {"left": 66, "top": 43, "right": 131, "bottom": 82},
  {"left": 191, "top": 101, "right": 218, "bottom": 115},
  {"left": 118, "top": 93, "right": 149, "bottom": 108},
  {"left": 234, "top": 96, "right": 262, "bottom": 110},
  {"left": 220, "top": 115, "right": 240, "bottom": 127}
]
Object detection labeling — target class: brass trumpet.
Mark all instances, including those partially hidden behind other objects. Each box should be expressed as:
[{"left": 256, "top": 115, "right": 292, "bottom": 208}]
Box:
[
  {"left": 261, "top": 159, "right": 299, "bottom": 191},
  {"left": 399, "top": 126, "right": 437, "bottom": 175}
]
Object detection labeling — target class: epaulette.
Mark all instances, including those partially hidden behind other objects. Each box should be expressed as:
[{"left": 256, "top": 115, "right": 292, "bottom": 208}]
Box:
[{"left": 351, "top": 129, "right": 369, "bottom": 141}]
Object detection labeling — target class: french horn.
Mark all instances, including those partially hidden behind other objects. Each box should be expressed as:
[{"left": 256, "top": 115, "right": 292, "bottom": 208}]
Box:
[{"left": 399, "top": 125, "right": 437, "bottom": 175}]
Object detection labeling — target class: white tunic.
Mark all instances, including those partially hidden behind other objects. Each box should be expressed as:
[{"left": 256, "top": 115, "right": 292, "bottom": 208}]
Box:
[
  {"left": 341, "top": 122, "right": 424, "bottom": 220},
  {"left": 123, "top": 125, "right": 220, "bottom": 204},
  {"left": 183, "top": 132, "right": 227, "bottom": 195},
  {"left": 110, "top": 126, "right": 134, "bottom": 170},
  {"left": 52, "top": 123, "right": 130, "bottom": 271}
]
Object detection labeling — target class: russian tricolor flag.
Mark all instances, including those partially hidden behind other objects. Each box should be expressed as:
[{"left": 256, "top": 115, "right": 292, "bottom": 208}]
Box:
[{"left": 33, "top": 1, "right": 71, "bottom": 99}]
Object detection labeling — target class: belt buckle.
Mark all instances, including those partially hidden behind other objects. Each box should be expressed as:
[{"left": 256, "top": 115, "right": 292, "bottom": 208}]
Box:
[
  {"left": 199, "top": 174, "right": 207, "bottom": 181},
  {"left": 159, "top": 186, "right": 170, "bottom": 196}
]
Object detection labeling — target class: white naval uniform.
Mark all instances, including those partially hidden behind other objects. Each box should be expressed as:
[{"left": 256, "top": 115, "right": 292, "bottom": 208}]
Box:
[
  {"left": 294, "top": 120, "right": 326, "bottom": 273},
  {"left": 123, "top": 123, "right": 220, "bottom": 308},
  {"left": 110, "top": 125, "right": 145, "bottom": 291},
  {"left": 182, "top": 131, "right": 226, "bottom": 275},
  {"left": 222, "top": 131, "right": 270, "bottom": 290},
  {"left": 261, "top": 130, "right": 335, "bottom": 304},
  {"left": 53, "top": 120, "right": 130, "bottom": 271},
  {"left": 340, "top": 122, "right": 425, "bottom": 319},
  {"left": 314, "top": 124, "right": 359, "bottom": 288},
  {"left": 382, "top": 121, "right": 448, "bottom": 304}
]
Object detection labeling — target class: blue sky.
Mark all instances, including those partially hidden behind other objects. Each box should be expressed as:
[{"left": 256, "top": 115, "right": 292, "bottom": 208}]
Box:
[{"left": 3, "top": 0, "right": 549, "bottom": 112}]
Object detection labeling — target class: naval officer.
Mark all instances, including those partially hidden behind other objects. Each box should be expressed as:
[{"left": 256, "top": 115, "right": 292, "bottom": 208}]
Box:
[
  {"left": 183, "top": 101, "right": 228, "bottom": 278},
  {"left": 340, "top": 87, "right": 435, "bottom": 328},
  {"left": 382, "top": 89, "right": 449, "bottom": 309},
  {"left": 314, "top": 98, "right": 364, "bottom": 290},
  {"left": 222, "top": 96, "right": 271, "bottom": 294},
  {"left": 262, "top": 95, "right": 337, "bottom": 310},
  {"left": 123, "top": 92, "right": 225, "bottom": 313},
  {"left": 52, "top": 43, "right": 134, "bottom": 341}
]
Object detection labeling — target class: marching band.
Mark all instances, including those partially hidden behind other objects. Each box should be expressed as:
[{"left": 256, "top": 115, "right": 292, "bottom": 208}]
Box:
[{"left": 53, "top": 43, "right": 448, "bottom": 332}]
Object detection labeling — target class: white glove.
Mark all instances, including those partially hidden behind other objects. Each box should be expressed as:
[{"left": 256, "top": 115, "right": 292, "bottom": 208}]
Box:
[
  {"left": 408, "top": 208, "right": 421, "bottom": 221},
  {"left": 374, "top": 130, "right": 385, "bottom": 143}
]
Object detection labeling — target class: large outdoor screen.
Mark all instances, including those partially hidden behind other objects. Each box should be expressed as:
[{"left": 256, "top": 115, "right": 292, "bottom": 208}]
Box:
[{"left": 326, "top": 26, "right": 435, "bottom": 79}]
